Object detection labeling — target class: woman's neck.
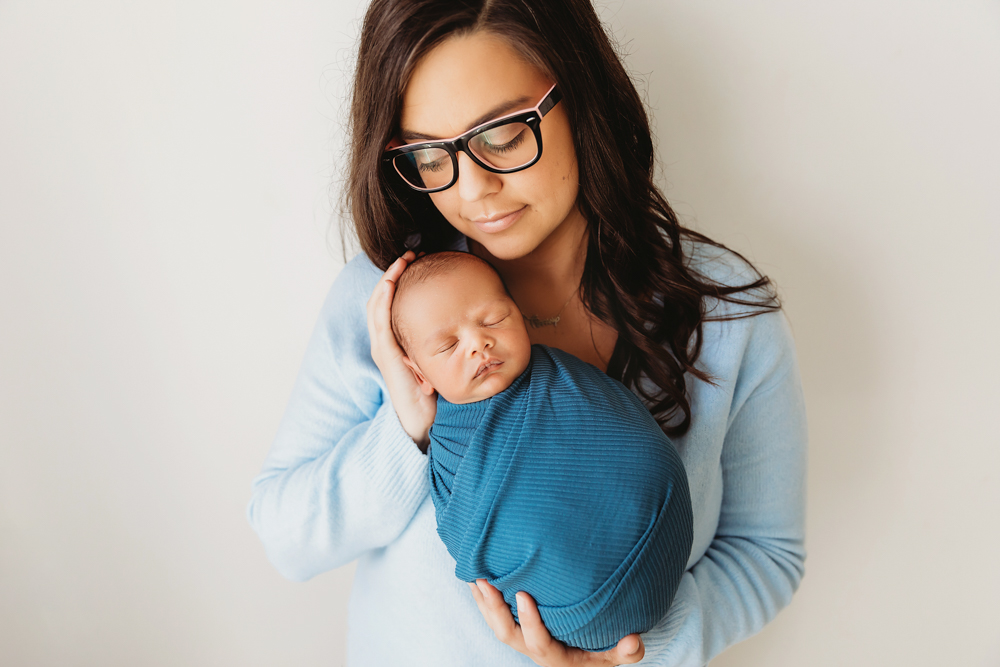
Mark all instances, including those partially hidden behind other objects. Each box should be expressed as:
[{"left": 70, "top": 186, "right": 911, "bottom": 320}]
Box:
[{"left": 468, "top": 206, "right": 588, "bottom": 315}]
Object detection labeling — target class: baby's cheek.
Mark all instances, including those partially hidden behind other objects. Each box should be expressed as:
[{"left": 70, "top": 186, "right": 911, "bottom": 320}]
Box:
[
  {"left": 514, "top": 333, "right": 532, "bottom": 371},
  {"left": 448, "top": 361, "right": 475, "bottom": 402}
]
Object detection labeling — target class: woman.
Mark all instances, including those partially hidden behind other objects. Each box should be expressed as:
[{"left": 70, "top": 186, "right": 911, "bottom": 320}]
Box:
[{"left": 248, "top": 0, "right": 807, "bottom": 665}]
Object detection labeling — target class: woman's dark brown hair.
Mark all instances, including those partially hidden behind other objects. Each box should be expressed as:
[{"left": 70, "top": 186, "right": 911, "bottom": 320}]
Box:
[{"left": 346, "top": 0, "right": 780, "bottom": 437}]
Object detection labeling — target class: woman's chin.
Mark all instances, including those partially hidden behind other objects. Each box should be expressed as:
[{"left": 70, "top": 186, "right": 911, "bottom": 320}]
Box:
[{"left": 467, "top": 234, "right": 540, "bottom": 262}]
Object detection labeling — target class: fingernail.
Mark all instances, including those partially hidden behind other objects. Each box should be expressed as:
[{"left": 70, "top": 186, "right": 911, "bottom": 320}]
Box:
[
  {"left": 476, "top": 580, "right": 489, "bottom": 599},
  {"left": 628, "top": 638, "right": 643, "bottom": 655}
]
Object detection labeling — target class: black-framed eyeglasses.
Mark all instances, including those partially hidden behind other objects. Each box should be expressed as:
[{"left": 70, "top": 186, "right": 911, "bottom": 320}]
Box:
[{"left": 382, "top": 84, "right": 562, "bottom": 193}]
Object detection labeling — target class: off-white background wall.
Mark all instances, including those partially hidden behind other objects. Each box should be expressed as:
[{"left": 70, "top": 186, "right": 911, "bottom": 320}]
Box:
[{"left": 1, "top": 0, "right": 997, "bottom": 665}]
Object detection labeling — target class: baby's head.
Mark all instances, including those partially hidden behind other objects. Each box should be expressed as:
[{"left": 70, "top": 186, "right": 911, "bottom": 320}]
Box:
[{"left": 391, "top": 252, "right": 532, "bottom": 405}]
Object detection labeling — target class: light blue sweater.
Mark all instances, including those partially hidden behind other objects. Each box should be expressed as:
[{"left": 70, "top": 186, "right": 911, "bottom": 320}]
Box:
[{"left": 247, "top": 238, "right": 808, "bottom": 666}]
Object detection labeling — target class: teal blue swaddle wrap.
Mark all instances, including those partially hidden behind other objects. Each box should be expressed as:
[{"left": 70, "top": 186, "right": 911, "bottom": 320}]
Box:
[{"left": 428, "top": 345, "right": 693, "bottom": 651}]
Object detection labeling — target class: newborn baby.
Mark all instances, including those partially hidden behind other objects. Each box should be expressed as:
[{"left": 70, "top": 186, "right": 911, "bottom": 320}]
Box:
[{"left": 390, "top": 251, "right": 693, "bottom": 652}]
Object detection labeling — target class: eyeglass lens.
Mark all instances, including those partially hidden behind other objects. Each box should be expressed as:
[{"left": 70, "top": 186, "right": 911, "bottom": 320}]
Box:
[{"left": 392, "top": 121, "right": 539, "bottom": 191}]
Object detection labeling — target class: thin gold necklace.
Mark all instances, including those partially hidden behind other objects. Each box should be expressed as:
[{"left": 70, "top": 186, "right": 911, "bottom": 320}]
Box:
[{"left": 524, "top": 289, "right": 578, "bottom": 328}]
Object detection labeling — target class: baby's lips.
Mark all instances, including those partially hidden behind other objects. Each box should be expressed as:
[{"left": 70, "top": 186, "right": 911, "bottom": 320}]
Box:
[{"left": 474, "top": 359, "right": 503, "bottom": 379}]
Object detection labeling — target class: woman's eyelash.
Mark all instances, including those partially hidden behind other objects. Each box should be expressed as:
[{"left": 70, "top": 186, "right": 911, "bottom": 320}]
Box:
[{"left": 485, "top": 131, "right": 525, "bottom": 154}]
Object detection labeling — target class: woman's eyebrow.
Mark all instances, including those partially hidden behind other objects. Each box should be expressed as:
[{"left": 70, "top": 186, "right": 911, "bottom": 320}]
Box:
[{"left": 400, "top": 95, "right": 533, "bottom": 143}]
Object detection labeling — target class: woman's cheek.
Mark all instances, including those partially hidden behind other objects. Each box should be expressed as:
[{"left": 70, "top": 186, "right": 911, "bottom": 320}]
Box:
[{"left": 426, "top": 191, "right": 461, "bottom": 229}]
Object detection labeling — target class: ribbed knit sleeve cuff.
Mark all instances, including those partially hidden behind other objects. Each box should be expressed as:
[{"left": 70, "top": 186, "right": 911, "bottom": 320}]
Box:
[{"left": 357, "top": 400, "right": 430, "bottom": 513}]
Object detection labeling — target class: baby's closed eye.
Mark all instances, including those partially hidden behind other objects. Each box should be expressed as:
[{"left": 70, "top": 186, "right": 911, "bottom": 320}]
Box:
[
  {"left": 483, "top": 309, "right": 511, "bottom": 326},
  {"left": 435, "top": 340, "right": 458, "bottom": 354}
]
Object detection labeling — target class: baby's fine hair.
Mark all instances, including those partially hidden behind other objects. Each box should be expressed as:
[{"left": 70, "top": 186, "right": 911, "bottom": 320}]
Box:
[{"left": 389, "top": 251, "right": 507, "bottom": 356}]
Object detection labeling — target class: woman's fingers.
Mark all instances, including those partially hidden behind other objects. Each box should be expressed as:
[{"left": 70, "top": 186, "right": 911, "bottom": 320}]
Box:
[
  {"left": 515, "top": 591, "right": 563, "bottom": 662},
  {"left": 468, "top": 581, "right": 644, "bottom": 667},
  {"left": 365, "top": 250, "right": 437, "bottom": 446},
  {"left": 605, "top": 634, "right": 645, "bottom": 664},
  {"left": 385, "top": 250, "right": 416, "bottom": 283},
  {"left": 366, "top": 251, "right": 414, "bottom": 314},
  {"left": 514, "top": 589, "right": 645, "bottom": 666},
  {"left": 367, "top": 251, "right": 416, "bottom": 362},
  {"left": 469, "top": 582, "right": 533, "bottom": 658},
  {"left": 468, "top": 580, "right": 485, "bottom": 604},
  {"left": 372, "top": 277, "right": 398, "bottom": 354},
  {"left": 472, "top": 580, "right": 527, "bottom": 652}
]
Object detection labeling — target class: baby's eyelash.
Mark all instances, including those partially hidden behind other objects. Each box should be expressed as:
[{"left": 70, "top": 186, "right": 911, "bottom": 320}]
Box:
[{"left": 436, "top": 340, "right": 457, "bottom": 354}]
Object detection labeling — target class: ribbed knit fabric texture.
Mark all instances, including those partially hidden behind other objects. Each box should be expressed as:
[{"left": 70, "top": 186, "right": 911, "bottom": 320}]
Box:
[{"left": 428, "top": 345, "right": 694, "bottom": 651}]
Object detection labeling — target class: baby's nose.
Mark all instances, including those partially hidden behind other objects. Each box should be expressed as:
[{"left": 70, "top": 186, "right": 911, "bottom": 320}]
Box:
[{"left": 470, "top": 333, "right": 493, "bottom": 355}]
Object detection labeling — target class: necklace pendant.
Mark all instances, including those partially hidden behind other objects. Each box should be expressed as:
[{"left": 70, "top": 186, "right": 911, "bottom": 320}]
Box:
[
  {"left": 524, "top": 288, "right": 577, "bottom": 329},
  {"left": 526, "top": 314, "right": 560, "bottom": 328}
]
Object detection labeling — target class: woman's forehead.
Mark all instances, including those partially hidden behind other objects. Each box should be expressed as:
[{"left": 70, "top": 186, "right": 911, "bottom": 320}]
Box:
[{"left": 400, "top": 31, "right": 550, "bottom": 141}]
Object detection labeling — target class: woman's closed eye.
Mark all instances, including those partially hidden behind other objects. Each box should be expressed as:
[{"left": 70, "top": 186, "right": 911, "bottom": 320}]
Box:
[
  {"left": 479, "top": 130, "right": 525, "bottom": 156},
  {"left": 418, "top": 157, "right": 448, "bottom": 173}
]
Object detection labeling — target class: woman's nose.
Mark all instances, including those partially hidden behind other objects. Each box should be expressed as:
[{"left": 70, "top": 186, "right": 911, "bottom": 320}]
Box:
[{"left": 456, "top": 151, "right": 500, "bottom": 202}]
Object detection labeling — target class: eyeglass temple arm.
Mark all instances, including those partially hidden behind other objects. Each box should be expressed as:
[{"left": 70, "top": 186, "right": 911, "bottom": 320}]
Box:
[{"left": 537, "top": 85, "right": 562, "bottom": 117}]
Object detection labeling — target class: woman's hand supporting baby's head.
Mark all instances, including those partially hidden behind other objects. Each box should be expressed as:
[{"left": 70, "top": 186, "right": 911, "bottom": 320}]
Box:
[{"left": 390, "top": 252, "right": 532, "bottom": 405}]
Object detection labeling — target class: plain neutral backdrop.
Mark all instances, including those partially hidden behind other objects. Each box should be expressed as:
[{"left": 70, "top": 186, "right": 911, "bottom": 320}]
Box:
[{"left": 2, "top": 1, "right": 998, "bottom": 665}]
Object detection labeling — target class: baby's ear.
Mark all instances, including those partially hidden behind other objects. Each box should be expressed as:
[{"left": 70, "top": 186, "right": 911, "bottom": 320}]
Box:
[{"left": 402, "top": 356, "right": 436, "bottom": 397}]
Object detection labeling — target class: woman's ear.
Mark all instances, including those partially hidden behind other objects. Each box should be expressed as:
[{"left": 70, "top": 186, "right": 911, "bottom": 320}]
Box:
[{"left": 402, "top": 356, "right": 436, "bottom": 396}]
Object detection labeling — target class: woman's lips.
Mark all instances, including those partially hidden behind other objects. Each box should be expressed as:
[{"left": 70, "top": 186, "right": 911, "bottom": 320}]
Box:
[
  {"left": 471, "top": 206, "right": 525, "bottom": 234},
  {"left": 474, "top": 359, "right": 503, "bottom": 379}
]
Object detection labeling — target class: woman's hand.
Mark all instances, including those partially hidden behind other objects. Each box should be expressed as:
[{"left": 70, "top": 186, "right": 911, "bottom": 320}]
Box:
[
  {"left": 469, "top": 580, "right": 645, "bottom": 666},
  {"left": 366, "top": 251, "right": 437, "bottom": 450}
]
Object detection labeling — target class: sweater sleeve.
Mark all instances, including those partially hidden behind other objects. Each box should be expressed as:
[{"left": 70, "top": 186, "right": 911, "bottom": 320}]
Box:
[
  {"left": 246, "top": 255, "right": 430, "bottom": 581},
  {"left": 639, "top": 308, "right": 809, "bottom": 665}
]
